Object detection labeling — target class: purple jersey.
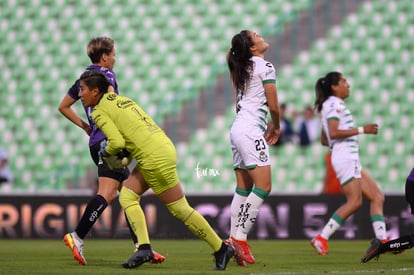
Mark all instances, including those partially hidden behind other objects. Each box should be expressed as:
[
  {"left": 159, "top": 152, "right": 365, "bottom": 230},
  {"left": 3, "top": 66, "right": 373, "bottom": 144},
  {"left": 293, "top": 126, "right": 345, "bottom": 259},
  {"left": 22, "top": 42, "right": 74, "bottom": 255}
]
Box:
[{"left": 67, "top": 65, "right": 119, "bottom": 147}]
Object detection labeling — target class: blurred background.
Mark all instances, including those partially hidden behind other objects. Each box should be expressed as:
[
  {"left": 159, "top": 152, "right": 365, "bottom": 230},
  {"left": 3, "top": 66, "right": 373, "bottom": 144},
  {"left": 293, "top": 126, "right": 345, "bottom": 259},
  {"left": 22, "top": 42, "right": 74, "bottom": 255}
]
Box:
[{"left": 1, "top": 0, "right": 413, "bottom": 195}]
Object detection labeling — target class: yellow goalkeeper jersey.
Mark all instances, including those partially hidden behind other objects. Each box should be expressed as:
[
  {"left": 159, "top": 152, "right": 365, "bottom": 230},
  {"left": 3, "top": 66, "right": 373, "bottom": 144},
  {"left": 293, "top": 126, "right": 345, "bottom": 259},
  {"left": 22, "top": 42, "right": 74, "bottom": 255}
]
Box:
[{"left": 92, "top": 93, "right": 169, "bottom": 159}]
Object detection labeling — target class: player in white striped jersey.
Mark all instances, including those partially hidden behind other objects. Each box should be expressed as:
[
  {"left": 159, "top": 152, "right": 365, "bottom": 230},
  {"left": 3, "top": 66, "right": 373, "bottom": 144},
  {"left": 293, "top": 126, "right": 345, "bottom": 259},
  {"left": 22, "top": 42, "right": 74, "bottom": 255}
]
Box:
[
  {"left": 226, "top": 30, "right": 280, "bottom": 266},
  {"left": 311, "top": 71, "right": 387, "bottom": 256}
]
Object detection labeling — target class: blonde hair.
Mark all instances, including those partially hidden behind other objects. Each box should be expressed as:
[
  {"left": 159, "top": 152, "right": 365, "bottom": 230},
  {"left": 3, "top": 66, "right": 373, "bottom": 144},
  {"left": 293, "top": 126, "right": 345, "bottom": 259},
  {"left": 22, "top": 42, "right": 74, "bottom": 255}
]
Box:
[{"left": 86, "top": 37, "right": 114, "bottom": 64}]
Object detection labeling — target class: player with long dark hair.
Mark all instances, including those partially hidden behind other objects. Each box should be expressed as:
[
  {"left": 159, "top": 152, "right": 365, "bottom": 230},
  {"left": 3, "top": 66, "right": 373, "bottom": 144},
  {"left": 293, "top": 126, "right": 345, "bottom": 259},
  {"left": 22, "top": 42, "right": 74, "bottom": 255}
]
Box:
[
  {"left": 226, "top": 30, "right": 280, "bottom": 266},
  {"left": 311, "top": 71, "right": 387, "bottom": 255}
]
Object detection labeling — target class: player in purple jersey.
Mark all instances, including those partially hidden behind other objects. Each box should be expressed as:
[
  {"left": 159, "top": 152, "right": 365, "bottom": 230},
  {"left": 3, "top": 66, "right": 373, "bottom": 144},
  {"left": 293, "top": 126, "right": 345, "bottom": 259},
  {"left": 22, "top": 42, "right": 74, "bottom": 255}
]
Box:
[
  {"left": 58, "top": 37, "right": 164, "bottom": 265},
  {"left": 362, "top": 169, "right": 414, "bottom": 262}
]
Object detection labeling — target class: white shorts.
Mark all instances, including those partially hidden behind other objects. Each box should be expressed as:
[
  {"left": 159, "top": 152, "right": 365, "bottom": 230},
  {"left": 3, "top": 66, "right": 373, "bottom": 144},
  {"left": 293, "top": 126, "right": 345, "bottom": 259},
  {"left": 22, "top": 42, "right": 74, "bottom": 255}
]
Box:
[
  {"left": 230, "top": 126, "right": 270, "bottom": 170},
  {"left": 331, "top": 154, "right": 361, "bottom": 186}
]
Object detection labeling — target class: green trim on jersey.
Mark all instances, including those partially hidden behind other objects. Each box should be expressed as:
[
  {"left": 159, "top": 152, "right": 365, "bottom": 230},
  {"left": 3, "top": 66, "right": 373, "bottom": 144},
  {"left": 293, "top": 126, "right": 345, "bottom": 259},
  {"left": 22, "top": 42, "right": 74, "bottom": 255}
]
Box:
[
  {"left": 258, "top": 124, "right": 266, "bottom": 131},
  {"left": 258, "top": 116, "right": 267, "bottom": 125},
  {"left": 258, "top": 108, "right": 267, "bottom": 115},
  {"left": 262, "top": 79, "right": 276, "bottom": 84},
  {"left": 327, "top": 117, "right": 339, "bottom": 121}
]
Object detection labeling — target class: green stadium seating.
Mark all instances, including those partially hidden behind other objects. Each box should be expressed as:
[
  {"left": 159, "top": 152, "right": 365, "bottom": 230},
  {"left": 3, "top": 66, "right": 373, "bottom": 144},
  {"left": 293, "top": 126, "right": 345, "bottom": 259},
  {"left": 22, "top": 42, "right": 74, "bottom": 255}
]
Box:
[{"left": 1, "top": 0, "right": 412, "bottom": 193}]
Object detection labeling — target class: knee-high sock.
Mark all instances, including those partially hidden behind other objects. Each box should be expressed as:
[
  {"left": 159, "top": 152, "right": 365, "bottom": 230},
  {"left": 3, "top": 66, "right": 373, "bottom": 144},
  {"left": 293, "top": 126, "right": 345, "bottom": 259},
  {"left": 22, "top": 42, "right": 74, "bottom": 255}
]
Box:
[
  {"left": 125, "top": 212, "right": 138, "bottom": 245},
  {"left": 166, "top": 196, "right": 222, "bottom": 252},
  {"left": 235, "top": 187, "right": 269, "bottom": 240},
  {"left": 119, "top": 187, "right": 150, "bottom": 245},
  {"left": 75, "top": 194, "right": 108, "bottom": 239},
  {"left": 230, "top": 187, "right": 251, "bottom": 238}
]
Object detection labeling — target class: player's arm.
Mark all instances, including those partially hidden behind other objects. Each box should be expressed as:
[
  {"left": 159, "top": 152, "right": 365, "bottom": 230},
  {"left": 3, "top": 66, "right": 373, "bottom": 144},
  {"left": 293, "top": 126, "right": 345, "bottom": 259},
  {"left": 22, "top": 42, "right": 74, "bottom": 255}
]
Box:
[
  {"left": 58, "top": 94, "right": 91, "bottom": 135},
  {"left": 321, "top": 128, "right": 328, "bottom": 146},
  {"left": 263, "top": 82, "right": 280, "bottom": 145},
  {"left": 92, "top": 108, "right": 125, "bottom": 155},
  {"left": 328, "top": 118, "right": 378, "bottom": 139}
]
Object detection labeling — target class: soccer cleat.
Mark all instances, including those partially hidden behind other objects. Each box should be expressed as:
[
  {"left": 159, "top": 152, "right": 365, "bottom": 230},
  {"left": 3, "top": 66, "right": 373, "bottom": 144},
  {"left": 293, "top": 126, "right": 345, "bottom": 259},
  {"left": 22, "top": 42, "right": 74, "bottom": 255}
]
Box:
[
  {"left": 214, "top": 242, "right": 235, "bottom": 270},
  {"left": 225, "top": 239, "right": 247, "bottom": 267},
  {"left": 151, "top": 250, "right": 166, "bottom": 264},
  {"left": 64, "top": 232, "right": 87, "bottom": 265},
  {"left": 361, "top": 239, "right": 384, "bottom": 263},
  {"left": 230, "top": 236, "right": 255, "bottom": 264},
  {"left": 234, "top": 254, "right": 248, "bottom": 267},
  {"left": 133, "top": 245, "right": 165, "bottom": 264},
  {"left": 310, "top": 235, "right": 329, "bottom": 255},
  {"left": 122, "top": 249, "right": 154, "bottom": 269}
]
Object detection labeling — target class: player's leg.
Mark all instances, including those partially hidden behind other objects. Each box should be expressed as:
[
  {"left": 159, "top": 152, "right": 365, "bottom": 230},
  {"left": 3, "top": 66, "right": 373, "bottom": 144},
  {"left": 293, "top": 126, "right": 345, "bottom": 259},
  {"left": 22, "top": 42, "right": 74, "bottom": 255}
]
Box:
[
  {"left": 64, "top": 176, "right": 120, "bottom": 265},
  {"left": 119, "top": 181, "right": 153, "bottom": 268},
  {"left": 382, "top": 234, "right": 414, "bottom": 253},
  {"left": 137, "top": 142, "right": 234, "bottom": 270},
  {"left": 229, "top": 138, "right": 252, "bottom": 266},
  {"left": 229, "top": 170, "right": 252, "bottom": 267},
  {"left": 362, "top": 234, "right": 414, "bottom": 262},
  {"left": 64, "top": 141, "right": 130, "bottom": 265},
  {"left": 230, "top": 171, "right": 253, "bottom": 238},
  {"left": 160, "top": 184, "right": 234, "bottom": 270},
  {"left": 361, "top": 169, "right": 387, "bottom": 241},
  {"left": 231, "top": 165, "right": 271, "bottom": 264},
  {"left": 311, "top": 158, "right": 363, "bottom": 255},
  {"left": 229, "top": 134, "right": 271, "bottom": 264},
  {"left": 311, "top": 177, "right": 362, "bottom": 255}
]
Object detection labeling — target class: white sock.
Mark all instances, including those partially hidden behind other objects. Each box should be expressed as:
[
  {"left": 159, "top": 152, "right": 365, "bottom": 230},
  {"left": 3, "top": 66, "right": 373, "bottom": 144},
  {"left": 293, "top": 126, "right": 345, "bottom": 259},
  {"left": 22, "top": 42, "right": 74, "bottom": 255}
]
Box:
[
  {"left": 320, "top": 218, "right": 341, "bottom": 240},
  {"left": 372, "top": 220, "right": 387, "bottom": 240},
  {"left": 230, "top": 192, "right": 247, "bottom": 238},
  {"left": 234, "top": 192, "right": 264, "bottom": 240}
]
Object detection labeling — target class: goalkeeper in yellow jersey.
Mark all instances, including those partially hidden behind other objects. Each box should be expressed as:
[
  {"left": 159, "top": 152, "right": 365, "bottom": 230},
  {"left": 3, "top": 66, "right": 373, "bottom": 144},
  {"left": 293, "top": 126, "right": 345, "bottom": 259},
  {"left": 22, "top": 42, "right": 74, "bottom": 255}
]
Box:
[{"left": 78, "top": 70, "right": 235, "bottom": 270}]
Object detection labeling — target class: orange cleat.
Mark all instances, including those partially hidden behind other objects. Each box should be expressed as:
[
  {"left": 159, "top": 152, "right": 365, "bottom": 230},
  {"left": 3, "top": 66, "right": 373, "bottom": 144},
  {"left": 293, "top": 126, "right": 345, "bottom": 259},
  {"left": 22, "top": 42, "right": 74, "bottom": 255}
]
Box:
[
  {"left": 230, "top": 236, "right": 255, "bottom": 264},
  {"left": 310, "top": 235, "right": 329, "bottom": 255}
]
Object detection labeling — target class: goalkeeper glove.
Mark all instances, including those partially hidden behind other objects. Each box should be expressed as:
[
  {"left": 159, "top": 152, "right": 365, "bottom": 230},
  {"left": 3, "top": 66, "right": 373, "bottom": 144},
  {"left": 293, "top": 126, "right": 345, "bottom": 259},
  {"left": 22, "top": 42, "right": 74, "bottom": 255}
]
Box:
[{"left": 98, "top": 140, "right": 131, "bottom": 169}]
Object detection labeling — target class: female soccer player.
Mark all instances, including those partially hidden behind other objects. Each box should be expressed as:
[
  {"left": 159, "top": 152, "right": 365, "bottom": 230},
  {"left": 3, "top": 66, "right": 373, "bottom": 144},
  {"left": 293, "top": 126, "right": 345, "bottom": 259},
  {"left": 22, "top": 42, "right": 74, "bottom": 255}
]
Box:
[
  {"left": 311, "top": 71, "right": 387, "bottom": 255},
  {"left": 58, "top": 37, "right": 164, "bottom": 265},
  {"left": 77, "top": 70, "right": 235, "bottom": 270},
  {"left": 226, "top": 30, "right": 280, "bottom": 266}
]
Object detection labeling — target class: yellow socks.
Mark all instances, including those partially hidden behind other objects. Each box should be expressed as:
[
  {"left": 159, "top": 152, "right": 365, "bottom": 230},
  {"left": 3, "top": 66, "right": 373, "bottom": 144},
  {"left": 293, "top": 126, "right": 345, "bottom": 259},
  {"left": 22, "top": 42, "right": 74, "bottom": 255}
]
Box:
[
  {"left": 119, "top": 187, "right": 150, "bottom": 245},
  {"left": 166, "top": 196, "right": 222, "bottom": 252}
]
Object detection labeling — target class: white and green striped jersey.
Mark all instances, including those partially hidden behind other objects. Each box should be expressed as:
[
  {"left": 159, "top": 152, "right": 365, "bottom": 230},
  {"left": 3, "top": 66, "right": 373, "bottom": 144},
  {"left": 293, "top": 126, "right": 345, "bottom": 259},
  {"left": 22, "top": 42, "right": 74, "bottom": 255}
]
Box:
[
  {"left": 233, "top": 56, "right": 276, "bottom": 132},
  {"left": 321, "top": 96, "right": 359, "bottom": 159}
]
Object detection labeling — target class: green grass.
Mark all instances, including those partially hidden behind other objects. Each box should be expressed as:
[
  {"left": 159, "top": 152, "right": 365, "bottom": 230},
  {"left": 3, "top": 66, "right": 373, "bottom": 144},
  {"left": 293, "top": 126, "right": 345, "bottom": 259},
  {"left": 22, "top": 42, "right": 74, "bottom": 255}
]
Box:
[{"left": 1, "top": 239, "right": 414, "bottom": 274}]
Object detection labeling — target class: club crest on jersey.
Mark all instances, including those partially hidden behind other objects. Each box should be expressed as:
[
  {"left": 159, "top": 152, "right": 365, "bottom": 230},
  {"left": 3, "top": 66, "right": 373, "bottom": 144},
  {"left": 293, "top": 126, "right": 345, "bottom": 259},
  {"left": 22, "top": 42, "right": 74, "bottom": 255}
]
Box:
[
  {"left": 259, "top": 151, "right": 268, "bottom": 162},
  {"left": 107, "top": 93, "right": 117, "bottom": 101}
]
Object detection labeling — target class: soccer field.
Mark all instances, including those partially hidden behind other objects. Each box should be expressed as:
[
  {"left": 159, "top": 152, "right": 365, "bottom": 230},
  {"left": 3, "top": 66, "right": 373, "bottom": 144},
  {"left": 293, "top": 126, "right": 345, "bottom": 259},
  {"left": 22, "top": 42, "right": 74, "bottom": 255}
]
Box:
[{"left": 1, "top": 239, "right": 414, "bottom": 274}]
